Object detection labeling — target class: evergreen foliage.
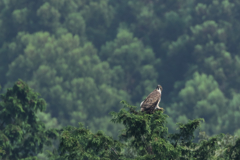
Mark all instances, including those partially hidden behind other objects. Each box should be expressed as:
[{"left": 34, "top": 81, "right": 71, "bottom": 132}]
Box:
[
  {"left": 56, "top": 124, "right": 122, "bottom": 160},
  {"left": 53, "top": 101, "right": 240, "bottom": 160},
  {"left": 0, "top": 80, "right": 58, "bottom": 160},
  {"left": 1, "top": 0, "right": 240, "bottom": 151},
  {"left": 1, "top": 81, "right": 240, "bottom": 159}
]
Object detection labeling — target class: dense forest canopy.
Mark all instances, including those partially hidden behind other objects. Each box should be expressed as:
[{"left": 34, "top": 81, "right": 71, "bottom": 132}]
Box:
[
  {"left": 0, "top": 0, "right": 240, "bottom": 148},
  {"left": 1, "top": 81, "right": 240, "bottom": 159}
]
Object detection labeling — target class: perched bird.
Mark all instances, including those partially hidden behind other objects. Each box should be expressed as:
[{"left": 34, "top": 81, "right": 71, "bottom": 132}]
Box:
[{"left": 140, "top": 85, "right": 163, "bottom": 113}]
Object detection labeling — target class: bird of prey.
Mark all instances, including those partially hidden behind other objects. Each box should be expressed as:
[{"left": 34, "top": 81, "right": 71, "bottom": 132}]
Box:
[{"left": 140, "top": 85, "right": 163, "bottom": 113}]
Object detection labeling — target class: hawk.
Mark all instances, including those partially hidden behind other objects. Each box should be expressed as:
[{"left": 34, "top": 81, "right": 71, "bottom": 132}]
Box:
[{"left": 140, "top": 85, "right": 163, "bottom": 113}]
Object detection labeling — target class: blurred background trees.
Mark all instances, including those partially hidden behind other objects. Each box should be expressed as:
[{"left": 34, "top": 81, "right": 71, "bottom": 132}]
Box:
[{"left": 1, "top": 0, "right": 240, "bottom": 142}]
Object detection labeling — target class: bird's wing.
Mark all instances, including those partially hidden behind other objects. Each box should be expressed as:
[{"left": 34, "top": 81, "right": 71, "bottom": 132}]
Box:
[{"left": 141, "top": 90, "right": 161, "bottom": 109}]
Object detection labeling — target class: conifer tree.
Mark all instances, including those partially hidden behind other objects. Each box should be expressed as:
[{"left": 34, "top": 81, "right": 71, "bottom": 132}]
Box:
[
  {"left": 0, "top": 80, "right": 58, "bottom": 160},
  {"left": 1, "top": 80, "right": 240, "bottom": 159},
  {"left": 55, "top": 101, "right": 240, "bottom": 160},
  {"left": 2, "top": 0, "right": 240, "bottom": 143}
]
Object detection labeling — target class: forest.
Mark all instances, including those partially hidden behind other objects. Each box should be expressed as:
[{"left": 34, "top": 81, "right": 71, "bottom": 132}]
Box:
[{"left": 1, "top": 0, "right": 240, "bottom": 159}]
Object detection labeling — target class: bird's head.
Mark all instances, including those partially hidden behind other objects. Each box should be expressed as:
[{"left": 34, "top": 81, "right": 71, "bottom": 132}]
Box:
[{"left": 156, "top": 85, "right": 163, "bottom": 92}]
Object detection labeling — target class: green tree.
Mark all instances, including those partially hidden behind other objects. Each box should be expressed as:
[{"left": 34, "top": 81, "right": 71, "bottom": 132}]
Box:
[
  {"left": 4, "top": 32, "right": 128, "bottom": 137},
  {"left": 168, "top": 72, "right": 228, "bottom": 134},
  {"left": 2, "top": 80, "right": 240, "bottom": 160},
  {"left": 100, "top": 29, "right": 160, "bottom": 104},
  {"left": 166, "top": 1, "right": 240, "bottom": 135},
  {"left": 55, "top": 101, "right": 240, "bottom": 160},
  {"left": 0, "top": 80, "right": 58, "bottom": 159},
  {"left": 2, "top": 0, "right": 240, "bottom": 142}
]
